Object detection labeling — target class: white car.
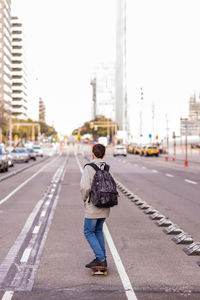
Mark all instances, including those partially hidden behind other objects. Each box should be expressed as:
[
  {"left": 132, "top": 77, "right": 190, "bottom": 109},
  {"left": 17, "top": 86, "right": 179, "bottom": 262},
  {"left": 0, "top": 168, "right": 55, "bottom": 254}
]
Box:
[
  {"left": 33, "top": 145, "right": 43, "bottom": 157},
  {"left": 113, "top": 145, "right": 127, "bottom": 157}
]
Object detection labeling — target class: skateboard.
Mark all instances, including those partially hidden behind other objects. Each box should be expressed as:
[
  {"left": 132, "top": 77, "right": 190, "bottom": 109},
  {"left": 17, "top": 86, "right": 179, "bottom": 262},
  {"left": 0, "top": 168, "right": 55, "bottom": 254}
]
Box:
[{"left": 91, "top": 266, "right": 108, "bottom": 276}]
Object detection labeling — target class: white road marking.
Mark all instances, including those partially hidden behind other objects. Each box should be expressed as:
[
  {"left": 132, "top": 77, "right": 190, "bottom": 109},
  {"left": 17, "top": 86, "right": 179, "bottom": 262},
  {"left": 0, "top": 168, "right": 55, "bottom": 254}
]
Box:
[
  {"left": 152, "top": 169, "right": 158, "bottom": 173},
  {"left": 41, "top": 210, "right": 46, "bottom": 217},
  {"left": 33, "top": 225, "right": 40, "bottom": 234},
  {"left": 185, "top": 179, "right": 197, "bottom": 185},
  {"left": 45, "top": 200, "right": 50, "bottom": 206},
  {"left": 166, "top": 173, "right": 174, "bottom": 178},
  {"left": 0, "top": 156, "right": 59, "bottom": 206},
  {"left": 103, "top": 224, "right": 137, "bottom": 300},
  {"left": 75, "top": 153, "right": 138, "bottom": 300},
  {"left": 142, "top": 166, "right": 147, "bottom": 169},
  {"left": 134, "top": 164, "right": 138, "bottom": 167},
  {"left": 1, "top": 291, "right": 14, "bottom": 300},
  {"left": 20, "top": 247, "right": 32, "bottom": 263}
]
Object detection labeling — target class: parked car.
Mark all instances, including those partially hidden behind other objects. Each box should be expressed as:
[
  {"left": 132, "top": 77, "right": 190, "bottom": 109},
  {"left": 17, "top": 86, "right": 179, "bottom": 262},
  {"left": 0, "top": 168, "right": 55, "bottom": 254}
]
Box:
[
  {"left": 12, "top": 148, "right": 29, "bottom": 163},
  {"left": 27, "top": 148, "right": 37, "bottom": 160},
  {"left": 143, "top": 146, "right": 159, "bottom": 157},
  {"left": 6, "top": 148, "right": 14, "bottom": 167},
  {"left": 33, "top": 145, "right": 43, "bottom": 157},
  {"left": 127, "top": 143, "right": 136, "bottom": 154},
  {"left": 113, "top": 145, "right": 127, "bottom": 157},
  {"left": 133, "top": 145, "right": 141, "bottom": 155},
  {"left": 0, "top": 147, "right": 9, "bottom": 172},
  {"left": 140, "top": 145, "right": 147, "bottom": 156}
]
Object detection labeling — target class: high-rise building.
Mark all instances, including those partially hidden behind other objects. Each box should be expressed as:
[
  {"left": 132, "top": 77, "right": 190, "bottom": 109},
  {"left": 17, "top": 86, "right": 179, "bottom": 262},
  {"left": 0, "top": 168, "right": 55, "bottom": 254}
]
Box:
[
  {"left": 11, "top": 16, "right": 28, "bottom": 119},
  {"left": 189, "top": 94, "right": 200, "bottom": 120},
  {"left": 115, "top": 0, "right": 128, "bottom": 131},
  {"left": 39, "top": 97, "right": 45, "bottom": 123},
  {"left": 0, "top": 0, "right": 12, "bottom": 141},
  {"left": 92, "top": 62, "right": 115, "bottom": 121},
  {"left": 180, "top": 94, "right": 200, "bottom": 136}
]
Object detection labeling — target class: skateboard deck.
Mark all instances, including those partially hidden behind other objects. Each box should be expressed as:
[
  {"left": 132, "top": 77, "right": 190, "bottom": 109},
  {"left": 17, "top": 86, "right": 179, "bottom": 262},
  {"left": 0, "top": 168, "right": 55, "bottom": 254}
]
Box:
[{"left": 91, "top": 266, "right": 108, "bottom": 276}]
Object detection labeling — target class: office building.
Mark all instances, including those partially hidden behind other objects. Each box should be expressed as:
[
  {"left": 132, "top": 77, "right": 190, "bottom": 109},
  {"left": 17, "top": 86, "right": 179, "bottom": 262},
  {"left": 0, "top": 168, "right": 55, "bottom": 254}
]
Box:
[
  {"left": 39, "top": 97, "right": 45, "bottom": 123},
  {"left": 92, "top": 62, "right": 115, "bottom": 121},
  {"left": 180, "top": 95, "right": 200, "bottom": 136},
  {"left": 0, "top": 0, "right": 12, "bottom": 140},
  {"left": 115, "top": 0, "right": 128, "bottom": 131},
  {"left": 11, "top": 16, "right": 28, "bottom": 119}
]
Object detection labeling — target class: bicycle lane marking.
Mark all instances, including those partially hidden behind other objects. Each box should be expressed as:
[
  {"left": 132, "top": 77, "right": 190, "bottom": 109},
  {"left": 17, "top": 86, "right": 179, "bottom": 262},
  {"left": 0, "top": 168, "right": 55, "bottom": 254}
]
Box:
[
  {"left": 0, "top": 156, "right": 68, "bottom": 299},
  {"left": 0, "top": 156, "right": 59, "bottom": 206},
  {"left": 75, "top": 153, "right": 138, "bottom": 300}
]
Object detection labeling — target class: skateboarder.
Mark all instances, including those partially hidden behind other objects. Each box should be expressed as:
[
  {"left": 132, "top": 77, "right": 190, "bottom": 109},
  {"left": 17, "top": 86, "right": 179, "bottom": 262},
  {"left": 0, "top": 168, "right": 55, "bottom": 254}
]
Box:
[{"left": 80, "top": 143, "right": 109, "bottom": 269}]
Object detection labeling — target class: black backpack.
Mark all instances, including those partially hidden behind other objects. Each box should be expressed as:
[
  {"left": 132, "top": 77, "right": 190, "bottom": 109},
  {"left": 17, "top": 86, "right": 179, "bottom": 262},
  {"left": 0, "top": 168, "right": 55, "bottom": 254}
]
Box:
[{"left": 84, "top": 163, "right": 118, "bottom": 208}]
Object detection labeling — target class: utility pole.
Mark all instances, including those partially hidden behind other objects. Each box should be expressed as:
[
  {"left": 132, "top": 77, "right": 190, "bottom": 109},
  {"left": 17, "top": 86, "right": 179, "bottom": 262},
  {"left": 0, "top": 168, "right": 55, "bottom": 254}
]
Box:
[
  {"left": 165, "top": 114, "right": 169, "bottom": 161},
  {"left": 152, "top": 102, "right": 155, "bottom": 143},
  {"left": 139, "top": 87, "right": 144, "bottom": 149},
  {"left": 90, "top": 78, "right": 96, "bottom": 119}
]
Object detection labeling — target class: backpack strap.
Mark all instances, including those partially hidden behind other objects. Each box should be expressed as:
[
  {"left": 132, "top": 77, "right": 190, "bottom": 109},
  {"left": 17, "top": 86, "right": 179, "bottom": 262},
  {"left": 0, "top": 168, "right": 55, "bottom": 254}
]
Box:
[
  {"left": 84, "top": 163, "right": 100, "bottom": 172},
  {"left": 84, "top": 162, "right": 110, "bottom": 172},
  {"left": 102, "top": 163, "right": 110, "bottom": 171}
]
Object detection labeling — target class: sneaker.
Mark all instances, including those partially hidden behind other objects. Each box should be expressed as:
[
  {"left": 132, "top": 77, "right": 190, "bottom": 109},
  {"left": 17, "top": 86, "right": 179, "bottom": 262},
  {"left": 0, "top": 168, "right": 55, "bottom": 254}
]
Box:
[{"left": 85, "top": 258, "right": 107, "bottom": 268}]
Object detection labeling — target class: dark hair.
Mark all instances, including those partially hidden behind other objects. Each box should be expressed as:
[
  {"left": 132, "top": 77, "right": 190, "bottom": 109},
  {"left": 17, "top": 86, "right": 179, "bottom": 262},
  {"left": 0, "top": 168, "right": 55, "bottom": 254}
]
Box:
[{"left": 92, "top": 143, "right": 106, "bottom": 158}]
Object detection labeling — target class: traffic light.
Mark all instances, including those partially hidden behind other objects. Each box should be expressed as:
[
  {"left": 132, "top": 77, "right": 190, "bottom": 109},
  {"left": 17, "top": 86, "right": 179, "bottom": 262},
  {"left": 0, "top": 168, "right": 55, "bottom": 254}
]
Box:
[{"left": 90, "top": 122, "right": 94, "bottom": 129}]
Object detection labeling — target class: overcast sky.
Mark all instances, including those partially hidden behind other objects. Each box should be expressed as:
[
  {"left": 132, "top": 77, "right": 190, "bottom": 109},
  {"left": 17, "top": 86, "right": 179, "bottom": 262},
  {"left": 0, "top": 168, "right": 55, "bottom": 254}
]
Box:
[{"left": 11, "top": 0, "right": 200, "bottom": 141}]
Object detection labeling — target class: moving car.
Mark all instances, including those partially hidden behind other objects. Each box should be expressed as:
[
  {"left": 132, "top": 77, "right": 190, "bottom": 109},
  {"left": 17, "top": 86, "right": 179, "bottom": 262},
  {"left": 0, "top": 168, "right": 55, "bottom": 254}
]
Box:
[
  {"left": 12, "top": 148, "right": 29, "bottom": 163},
  {"left": 113, "top": 145, "right": 127, "bottom": 157},
  {"left": 33, "top": 145, "right": 43, "bottom": 157},
  {"left": 27, "top": 148, "right": 37, "bottom": 160},
  {"left": 0, "top": 147, "right": 9, "bottom": 172}
]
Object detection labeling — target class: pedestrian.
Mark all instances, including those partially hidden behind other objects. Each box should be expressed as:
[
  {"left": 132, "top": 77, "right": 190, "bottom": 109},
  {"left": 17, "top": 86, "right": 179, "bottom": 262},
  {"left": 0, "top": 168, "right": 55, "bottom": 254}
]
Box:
[{"left": 80, "top": 143, "right": 114, "bottom": 269}]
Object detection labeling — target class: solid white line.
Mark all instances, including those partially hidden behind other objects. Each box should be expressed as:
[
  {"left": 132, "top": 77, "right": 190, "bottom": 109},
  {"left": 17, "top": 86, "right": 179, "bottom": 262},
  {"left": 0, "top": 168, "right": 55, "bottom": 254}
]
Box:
[
  {"left": 0, "top": 156, "right": 58, "bottom": 206},
  {"left": 75, "top": 153, "right": 137, "bottom": 300},
  {"left": 166, "top": 173, "right": 174, "bottom": 178},
  {"left": 185, "top": 179, "right": 197, "bottom": 185},
  {"left": 103, "top": 224, "right": 137, "bottom": 300},
  {"left": 33, "top": 225, "right": 40, "bottom": 234},
  {"left": 152, "top": 169, "right": 158, "bottom": 173},
  {"left": 20, "top": 247, "right": 32, "bottom": 263},
  {"left": 1, "top": 291, "right": 14, "bottom": 300},
  {"left": 41, "top": 210, "right": 46, "bottom": 217}
]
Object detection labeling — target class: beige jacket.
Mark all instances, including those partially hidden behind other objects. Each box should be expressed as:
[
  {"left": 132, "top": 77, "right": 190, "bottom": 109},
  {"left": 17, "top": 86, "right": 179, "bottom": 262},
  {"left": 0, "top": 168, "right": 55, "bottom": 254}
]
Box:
[{"left": 80, "top": 159, "right": 110, "bottom": 219}]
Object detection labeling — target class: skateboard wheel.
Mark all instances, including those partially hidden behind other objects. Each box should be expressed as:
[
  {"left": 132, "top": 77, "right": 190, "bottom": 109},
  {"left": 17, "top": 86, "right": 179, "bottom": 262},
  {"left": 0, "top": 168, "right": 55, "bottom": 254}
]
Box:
[
  {"left": 104, "top": 271, "right": 107, "bottom": 276},
  {"left": 91, "top": 271, "right": 95, "bottom": 276}
]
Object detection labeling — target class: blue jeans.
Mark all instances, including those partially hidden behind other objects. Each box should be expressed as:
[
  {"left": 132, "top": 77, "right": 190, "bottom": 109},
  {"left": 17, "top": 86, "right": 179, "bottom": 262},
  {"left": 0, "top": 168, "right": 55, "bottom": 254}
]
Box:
[{"left": 84, "top": 218, "right": 106, "bottom": 261}]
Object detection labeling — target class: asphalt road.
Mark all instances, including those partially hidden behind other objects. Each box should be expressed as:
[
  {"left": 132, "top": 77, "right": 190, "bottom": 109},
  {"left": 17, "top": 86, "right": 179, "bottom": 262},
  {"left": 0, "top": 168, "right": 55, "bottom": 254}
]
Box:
[{"left": 0, "top": 146, "right": 200, "bottom": 299}]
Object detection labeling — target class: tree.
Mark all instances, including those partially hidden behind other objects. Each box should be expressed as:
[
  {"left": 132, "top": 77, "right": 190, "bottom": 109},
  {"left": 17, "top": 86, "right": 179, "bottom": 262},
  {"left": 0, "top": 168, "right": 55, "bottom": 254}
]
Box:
[{"left": 72, "top": 117, "right": 118, "bottom": 141}]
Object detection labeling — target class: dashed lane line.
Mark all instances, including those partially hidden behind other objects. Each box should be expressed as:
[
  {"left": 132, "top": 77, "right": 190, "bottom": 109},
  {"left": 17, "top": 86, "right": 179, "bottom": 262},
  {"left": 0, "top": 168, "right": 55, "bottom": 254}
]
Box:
[
  {"left": 165, "top": 173, "right": 174, "bottom": 178},
  {"left": 20, "top": 247, "right": 32, "bottom": 263},
  {"left": 75, "top": 153, "right": 138, "bottom": 300},
  {"left": 185, "top": 179, "right": 197, "bottom": 185},
  {"left": 152, "top": 169, "right": 158, "bottom": 173}
]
